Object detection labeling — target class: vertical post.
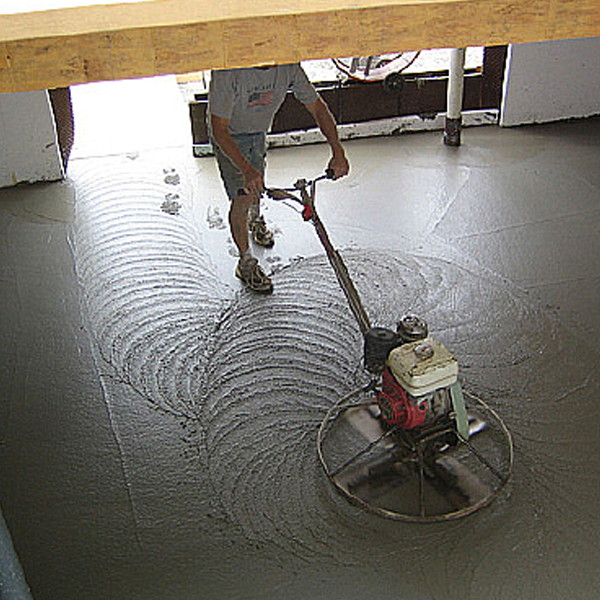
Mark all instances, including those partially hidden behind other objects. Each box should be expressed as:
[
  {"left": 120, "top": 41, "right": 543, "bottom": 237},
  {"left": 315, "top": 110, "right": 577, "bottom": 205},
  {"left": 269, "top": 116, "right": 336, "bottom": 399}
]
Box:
[
  {"left": 0, "top": 90, "right": 64, "bottom": 188},
  {"left": 444, "top": 48, "right": 466, "bottom": 147}
]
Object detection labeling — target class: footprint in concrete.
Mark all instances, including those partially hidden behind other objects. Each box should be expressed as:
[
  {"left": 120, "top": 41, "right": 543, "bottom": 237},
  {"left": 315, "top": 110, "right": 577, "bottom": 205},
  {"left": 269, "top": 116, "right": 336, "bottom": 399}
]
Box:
[
  {"left": 207, "top": 206, "right": 226, "bottom": 230},
  {"left": 161, "top": 193, "right": 181, "bottom": 215},
  {"left": 163, "top": 168, "right": 181, "bottom": 186},
  {"left": 227, "top": 239, "right": 238, "bottom": 257},
  {"left": 265, "top": 255, "right": 283, "bottom": 270}
]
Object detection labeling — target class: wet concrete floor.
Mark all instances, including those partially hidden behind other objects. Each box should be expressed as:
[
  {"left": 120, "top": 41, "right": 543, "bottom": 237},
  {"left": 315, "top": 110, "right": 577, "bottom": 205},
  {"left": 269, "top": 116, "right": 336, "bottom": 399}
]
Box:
[{"left": 1, "top": 80, "right": 600, "bottom": 599}]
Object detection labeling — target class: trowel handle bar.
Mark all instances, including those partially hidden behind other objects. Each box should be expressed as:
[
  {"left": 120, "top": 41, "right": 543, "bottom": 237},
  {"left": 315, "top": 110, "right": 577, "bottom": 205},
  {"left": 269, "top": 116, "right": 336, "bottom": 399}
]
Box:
[
  {"left": 316, "top": 168, "right": 335, "bottom": 182},
  {"left": 236, "top": 169, "right": 334, "bottom": 197},
  {"left": 305, "top": 168, "right": 335, "bottom": 187}
]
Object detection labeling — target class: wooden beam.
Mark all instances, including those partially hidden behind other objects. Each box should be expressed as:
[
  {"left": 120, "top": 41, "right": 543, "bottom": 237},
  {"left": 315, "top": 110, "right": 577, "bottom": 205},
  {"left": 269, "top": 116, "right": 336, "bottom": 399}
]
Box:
[{"left": 0, "top": 0, "right": 599, "bottom": 93}]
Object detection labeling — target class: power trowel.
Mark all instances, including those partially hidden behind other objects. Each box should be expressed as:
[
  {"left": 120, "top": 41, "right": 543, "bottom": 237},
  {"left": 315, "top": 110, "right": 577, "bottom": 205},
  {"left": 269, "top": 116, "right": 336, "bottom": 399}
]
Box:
[{"left": 266, "top": 172, "right": 513, "bottom": 522}]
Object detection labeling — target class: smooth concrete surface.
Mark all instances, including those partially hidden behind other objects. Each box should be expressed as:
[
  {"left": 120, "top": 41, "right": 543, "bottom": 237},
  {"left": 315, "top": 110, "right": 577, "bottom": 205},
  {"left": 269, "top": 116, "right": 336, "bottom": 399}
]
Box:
[{"left": 1, "top": 90, "right": 600, "bottom": 599}]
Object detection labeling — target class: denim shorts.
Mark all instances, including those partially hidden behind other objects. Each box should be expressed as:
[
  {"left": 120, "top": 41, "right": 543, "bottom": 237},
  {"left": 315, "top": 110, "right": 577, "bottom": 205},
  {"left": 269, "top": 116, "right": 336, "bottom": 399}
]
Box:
[{"left": 212, "top": 132, "right": 267, "bottom": 201}]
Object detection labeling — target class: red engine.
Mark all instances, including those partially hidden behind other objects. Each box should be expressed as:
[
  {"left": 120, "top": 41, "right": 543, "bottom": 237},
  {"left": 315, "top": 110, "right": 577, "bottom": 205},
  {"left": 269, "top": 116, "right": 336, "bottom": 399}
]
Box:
[
  {"left": 365, "top": 317, "right": 459, "bottom": 431},
  {"left": 377, "top": 367, "right": 429, "bottom": 429}
]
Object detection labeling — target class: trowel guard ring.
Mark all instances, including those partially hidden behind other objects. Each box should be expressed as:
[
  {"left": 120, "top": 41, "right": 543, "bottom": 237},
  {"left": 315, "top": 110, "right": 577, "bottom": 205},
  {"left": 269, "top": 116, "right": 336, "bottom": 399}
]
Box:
[{"left": 317, "top": 387, "right": 514, "bottom": 523}]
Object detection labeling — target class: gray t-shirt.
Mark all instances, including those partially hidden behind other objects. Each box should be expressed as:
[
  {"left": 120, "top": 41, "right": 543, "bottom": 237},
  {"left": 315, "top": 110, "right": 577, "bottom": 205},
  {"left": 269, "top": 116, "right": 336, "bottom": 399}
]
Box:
[{"left": 208, "top": 64, "right": 319, "bottom": 135}]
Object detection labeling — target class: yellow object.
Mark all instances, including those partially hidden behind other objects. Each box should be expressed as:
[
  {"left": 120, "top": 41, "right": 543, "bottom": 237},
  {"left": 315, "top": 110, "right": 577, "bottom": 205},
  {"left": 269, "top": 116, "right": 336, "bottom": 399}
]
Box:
[{"left": 1, "top": 0, "right": 599, "bottom": 93}]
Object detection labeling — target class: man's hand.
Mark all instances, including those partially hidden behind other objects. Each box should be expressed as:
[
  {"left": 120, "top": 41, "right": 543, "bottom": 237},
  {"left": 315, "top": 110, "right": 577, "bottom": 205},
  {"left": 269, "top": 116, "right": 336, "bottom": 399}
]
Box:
[
  {"left": 328, "top": 151, "right": 350, "bottom": 180},
  {"left": 241, "top": 163, "right": 264, "bottom": 196},
  {"left": 211, "top": 113, "right": 264, "bottom": 196}
]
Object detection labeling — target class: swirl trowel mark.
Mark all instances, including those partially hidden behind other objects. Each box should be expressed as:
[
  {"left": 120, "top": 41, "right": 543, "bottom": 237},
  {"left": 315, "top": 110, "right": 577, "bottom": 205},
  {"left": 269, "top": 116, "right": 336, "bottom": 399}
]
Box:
[
  {"left": 200, "top": 247, "right": 597, "bottom": 571},
  {"left": 203, "top": 255, "right": 365, "bottom": 559},
  {"left": 69, "top": 158, "right": 600, "bottom": 595},
  {"left": 70, "top": 158, "right": 228, "bottom": 419}
]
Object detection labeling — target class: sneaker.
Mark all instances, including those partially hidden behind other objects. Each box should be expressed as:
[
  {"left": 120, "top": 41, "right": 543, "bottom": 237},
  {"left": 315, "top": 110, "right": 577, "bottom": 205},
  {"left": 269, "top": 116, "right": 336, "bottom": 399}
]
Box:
[
  {"left": 235, "top": 256, "right": 273, "bottom": 294},
  {"left": 248, "top": 215, "right": 275, "bottom": 248}
]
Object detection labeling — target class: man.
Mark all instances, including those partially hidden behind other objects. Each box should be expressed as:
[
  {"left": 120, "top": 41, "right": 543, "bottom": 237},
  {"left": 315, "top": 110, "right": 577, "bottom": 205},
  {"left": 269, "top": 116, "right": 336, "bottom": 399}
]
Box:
[{"left": 208, "top": 63, "right": 349, "bottom": 294}]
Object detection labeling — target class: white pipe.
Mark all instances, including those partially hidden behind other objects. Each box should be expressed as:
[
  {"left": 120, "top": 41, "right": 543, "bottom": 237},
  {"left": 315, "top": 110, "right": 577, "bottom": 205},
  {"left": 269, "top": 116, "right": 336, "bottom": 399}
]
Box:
[
  {"left": 447, "top": 47, "right": 466, "bottom": 119},
  {"left": 445, "top": 48, "right": 467, "bottom": 146}
]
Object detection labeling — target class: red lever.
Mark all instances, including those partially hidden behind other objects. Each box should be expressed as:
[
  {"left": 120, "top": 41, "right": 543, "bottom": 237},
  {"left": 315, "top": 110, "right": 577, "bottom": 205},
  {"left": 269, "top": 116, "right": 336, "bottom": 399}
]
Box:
[{"left": 302, "top": 205, "right": 314, "bottom": 221}]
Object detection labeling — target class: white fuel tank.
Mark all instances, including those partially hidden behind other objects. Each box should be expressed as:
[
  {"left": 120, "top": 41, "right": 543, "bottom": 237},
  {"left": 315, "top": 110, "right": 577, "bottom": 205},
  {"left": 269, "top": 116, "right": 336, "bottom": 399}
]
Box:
[{"left": 387, "top": 337, "right": 458, "bottom": 397}]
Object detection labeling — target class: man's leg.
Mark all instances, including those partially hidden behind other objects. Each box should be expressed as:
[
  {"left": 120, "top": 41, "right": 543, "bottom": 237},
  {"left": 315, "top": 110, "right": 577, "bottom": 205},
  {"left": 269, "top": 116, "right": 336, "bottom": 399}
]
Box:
[
  {"left": 229, "top": 191, "right": 272, "bottom": 293},
  {"left": 213, "top": 134, "right": 273, "bottom": 293},
  {"left": 229, "top": 191, "right": 255, "bottom": 255},
  {"left": 248, "top": 206, "right": 274, "bottom": 247},
  {"left": 246, "top": 133, "right": 274, "bottom": 247}
]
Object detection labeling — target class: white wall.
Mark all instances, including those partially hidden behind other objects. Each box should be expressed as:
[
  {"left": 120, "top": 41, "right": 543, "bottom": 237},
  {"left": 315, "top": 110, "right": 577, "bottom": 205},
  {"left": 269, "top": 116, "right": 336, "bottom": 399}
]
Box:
[
  {"left": 0, "top": 91, "right": 63, "bottom": 189},
  {"left": 501, "top": 37, "right": 600, "bottom": 126}
]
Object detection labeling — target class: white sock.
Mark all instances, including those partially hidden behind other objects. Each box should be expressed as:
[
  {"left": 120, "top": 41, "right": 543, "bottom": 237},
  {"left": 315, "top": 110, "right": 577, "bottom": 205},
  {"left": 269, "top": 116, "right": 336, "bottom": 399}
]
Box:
[
  {"left": 248, "top": 203, "right": 260, "bottom": 223},
  {"left": 239, "top": 250, "right": 254, "bottom": 264}
]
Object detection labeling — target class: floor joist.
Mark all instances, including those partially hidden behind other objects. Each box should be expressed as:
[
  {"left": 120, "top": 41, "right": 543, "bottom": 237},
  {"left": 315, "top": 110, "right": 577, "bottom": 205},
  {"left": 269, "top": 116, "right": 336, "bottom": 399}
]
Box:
[{"left": 0, "top": 0, "right": 599, "bottom": 93}]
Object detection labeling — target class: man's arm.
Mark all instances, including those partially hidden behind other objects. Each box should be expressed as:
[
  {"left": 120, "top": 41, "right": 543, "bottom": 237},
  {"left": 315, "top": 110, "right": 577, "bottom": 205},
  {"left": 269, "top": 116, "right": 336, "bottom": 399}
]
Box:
[
  {"left": 210, "top": 113, "right": 264, "bottom": 195},
  {"left": 304, "top": 97, "right": 349, "bottom": 180}
]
